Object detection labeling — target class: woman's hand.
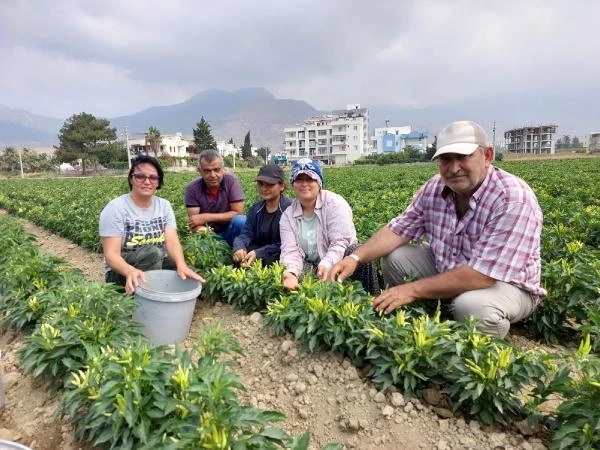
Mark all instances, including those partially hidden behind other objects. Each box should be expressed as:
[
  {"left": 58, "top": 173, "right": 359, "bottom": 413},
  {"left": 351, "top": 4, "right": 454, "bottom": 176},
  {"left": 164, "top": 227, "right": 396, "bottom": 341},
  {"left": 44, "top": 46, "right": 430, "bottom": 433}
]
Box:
[
  {"left": 283, "top": 272, "right": 299, "bottom": 290},
  {"left": 176, "top": 264, "right": 205, "bottom": 283},
  {"left": 233, "top": 249, "right": 247, "bottom": 263},
  {"left": 125, "top": 267, "right": 146, "bottom": 295},
  {"left": 241, "top": 250, "right": 257, "bottom": 268},
  {"left": 316, "top": 264, "right": 329, "bottom": 281}
]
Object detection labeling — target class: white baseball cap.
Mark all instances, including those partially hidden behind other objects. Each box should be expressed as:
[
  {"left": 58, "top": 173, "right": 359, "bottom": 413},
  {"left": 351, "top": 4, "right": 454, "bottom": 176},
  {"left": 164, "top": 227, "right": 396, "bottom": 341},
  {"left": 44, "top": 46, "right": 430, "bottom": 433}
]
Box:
[{"left": 432, "top": 121, "right": 489, "bottom": 160}]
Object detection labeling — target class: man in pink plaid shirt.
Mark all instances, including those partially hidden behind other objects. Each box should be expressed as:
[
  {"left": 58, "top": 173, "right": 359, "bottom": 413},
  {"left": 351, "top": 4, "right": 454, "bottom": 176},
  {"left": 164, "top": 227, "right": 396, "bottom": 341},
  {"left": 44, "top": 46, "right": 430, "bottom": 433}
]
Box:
[{"left": 330, "top": 120, "right": 545, "bottom": 338}]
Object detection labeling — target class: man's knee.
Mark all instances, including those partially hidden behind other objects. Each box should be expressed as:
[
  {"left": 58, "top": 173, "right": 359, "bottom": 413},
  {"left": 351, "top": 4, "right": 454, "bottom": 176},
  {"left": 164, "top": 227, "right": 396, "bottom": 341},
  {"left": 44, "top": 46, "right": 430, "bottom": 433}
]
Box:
[
  {"left": 230, "top": 214, "right": 246, "bottom": 229},
  {"left": 382, "top": 246, "right": 436, "bottom": 287},
  {"left": 452, "top": 292, "right": 509, "bottom": 338},
  {"left": 230, "top": 215, "right": 246, "bottom": 238}
]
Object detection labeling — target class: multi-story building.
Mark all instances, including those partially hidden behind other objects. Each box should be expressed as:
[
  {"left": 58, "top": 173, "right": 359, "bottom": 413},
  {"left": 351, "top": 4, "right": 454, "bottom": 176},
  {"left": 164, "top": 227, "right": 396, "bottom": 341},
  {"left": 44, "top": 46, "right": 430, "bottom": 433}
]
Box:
[
  {"left": 583, "top": 132, "right": 600, "bottom": 152},
  {"left": 504, "top": 125, "right": 558, "bottom": 154},
  {"left": 371, "top": 125, "right": 429, "bottom": 154},
  {"left": 283, "top": 104, "right": 369, "bottom": 165},
  {"left": 129, "top": 132, "right": 190, "bottom": 158},
  {"left": 216, "top": 140, "right": 239, "bottom": 158}
]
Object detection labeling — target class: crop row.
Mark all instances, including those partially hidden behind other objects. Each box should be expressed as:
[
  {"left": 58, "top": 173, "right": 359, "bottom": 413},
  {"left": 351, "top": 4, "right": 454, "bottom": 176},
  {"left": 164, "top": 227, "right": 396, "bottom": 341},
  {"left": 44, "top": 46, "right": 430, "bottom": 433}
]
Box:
[
  {"left": 0, "top": 215, "right": 319, "bottom": 450},
  {"left": 0, "top": 159, "right": 599, "bottom": 343},
  {"left": 2, "top": 162, "right": 600, "bottom": 447},
  {"left": 184, "top": 230, "right": 600, "bottom": 448}
]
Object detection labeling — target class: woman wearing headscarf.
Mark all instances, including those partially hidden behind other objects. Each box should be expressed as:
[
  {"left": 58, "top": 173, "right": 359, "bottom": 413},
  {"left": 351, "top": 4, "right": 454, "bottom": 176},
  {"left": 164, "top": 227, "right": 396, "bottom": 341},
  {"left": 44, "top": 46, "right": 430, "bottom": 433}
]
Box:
[{"left": 279, "top": 158, "right": 379, "bottom": 294}]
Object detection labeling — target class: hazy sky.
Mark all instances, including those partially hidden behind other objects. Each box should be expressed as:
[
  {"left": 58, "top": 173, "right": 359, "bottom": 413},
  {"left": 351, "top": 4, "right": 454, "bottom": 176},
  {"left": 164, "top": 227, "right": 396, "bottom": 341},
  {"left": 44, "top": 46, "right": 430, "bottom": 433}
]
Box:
[{"left": 0, "top": 0, "right": 597, "bottom": 134}]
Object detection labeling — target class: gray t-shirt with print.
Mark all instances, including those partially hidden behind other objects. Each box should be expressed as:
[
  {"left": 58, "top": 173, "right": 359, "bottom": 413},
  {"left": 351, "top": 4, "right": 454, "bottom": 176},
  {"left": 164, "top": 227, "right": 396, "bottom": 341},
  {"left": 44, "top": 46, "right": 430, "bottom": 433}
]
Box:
[{"left": 99, "top": 194, "right": 177, "bottom": 271}]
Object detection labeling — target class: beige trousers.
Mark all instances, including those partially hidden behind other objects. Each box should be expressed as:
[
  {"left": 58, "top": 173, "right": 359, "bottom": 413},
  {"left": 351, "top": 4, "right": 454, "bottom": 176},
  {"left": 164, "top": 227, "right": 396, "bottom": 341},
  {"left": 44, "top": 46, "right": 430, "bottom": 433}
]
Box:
[{"left": 381, "top": 246, "right": 534, "bottom": 338}]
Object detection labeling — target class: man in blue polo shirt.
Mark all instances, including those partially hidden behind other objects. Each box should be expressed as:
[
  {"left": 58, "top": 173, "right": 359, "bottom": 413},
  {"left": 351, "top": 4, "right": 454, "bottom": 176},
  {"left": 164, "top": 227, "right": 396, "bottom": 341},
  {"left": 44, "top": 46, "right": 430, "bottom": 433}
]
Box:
[{"left": 184, "top": 149, "right": 246, "bottom": 246}]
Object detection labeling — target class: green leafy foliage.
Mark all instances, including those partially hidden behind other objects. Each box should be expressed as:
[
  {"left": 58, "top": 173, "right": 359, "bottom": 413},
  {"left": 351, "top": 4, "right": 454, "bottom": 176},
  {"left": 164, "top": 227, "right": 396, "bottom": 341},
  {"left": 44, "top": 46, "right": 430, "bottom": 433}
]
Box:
[
  {"left": 193, "top": 116, "right": 217, "bottom": 151},
  {"left": 1, "top": 216, "right": 311, "bottom": 448},
  {"left": 527, "top": 335, "right": 600, "bottom": 449},
  {"left": 443, "top": 324, "right": 551, "bottom": 425},
  {"left": 60, "top": 326, "right": 302, "bottom": 449},
  {"left": 363, "top": 309, "right": 460, "bottom": 394},
  {"left": 2, "top": 159, "right": 600, "bottom": 448},
  {"left": 182, "top": 228, "right": 233, "bottom": 273},
  {"left": 204, "top": 261, "right": 284, "bottom": 313},
  {"left": 55, "top": 112, "right": 117, "bottom": 175},
  {"left": 19, "top": 281, "right": 142, "bottom": 387}
]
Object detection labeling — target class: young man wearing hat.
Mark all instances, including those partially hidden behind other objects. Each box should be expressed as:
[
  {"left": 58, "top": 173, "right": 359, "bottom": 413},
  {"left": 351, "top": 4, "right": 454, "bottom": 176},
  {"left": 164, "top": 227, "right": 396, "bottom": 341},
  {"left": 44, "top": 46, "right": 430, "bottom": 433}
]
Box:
[
  {"left": 329, "top": 120, "right": 546, "bottom": 338},
  {"left": 232, "top": 164, "right": 292, "bottom": 267}
]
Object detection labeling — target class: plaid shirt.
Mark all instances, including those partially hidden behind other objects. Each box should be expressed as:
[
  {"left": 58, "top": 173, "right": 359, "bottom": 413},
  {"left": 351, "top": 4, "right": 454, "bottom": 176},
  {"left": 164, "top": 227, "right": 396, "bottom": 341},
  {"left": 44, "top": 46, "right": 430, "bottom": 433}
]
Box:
[{"left": 388, "top": 166, "right": 546, "bottom": 304}]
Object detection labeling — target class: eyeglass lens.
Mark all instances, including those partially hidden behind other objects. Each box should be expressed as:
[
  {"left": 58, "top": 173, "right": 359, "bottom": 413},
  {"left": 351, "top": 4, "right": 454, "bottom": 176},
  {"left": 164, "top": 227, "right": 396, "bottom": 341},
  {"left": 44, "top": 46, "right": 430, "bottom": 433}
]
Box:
[{"left": 133, "top": 174, "right": 159, "bottom": 183}]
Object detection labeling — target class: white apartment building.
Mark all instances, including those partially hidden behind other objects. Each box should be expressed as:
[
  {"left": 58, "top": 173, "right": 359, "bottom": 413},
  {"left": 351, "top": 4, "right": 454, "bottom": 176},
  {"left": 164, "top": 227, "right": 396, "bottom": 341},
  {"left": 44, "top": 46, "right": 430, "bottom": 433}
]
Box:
[
  {"left": 216, "top": 140, "right": 239, "bottom": 158},
  {"left": 283, "top": 104, "right": 369, "bottom": 165},
  {"left": 129, "top": 132, "right": 190, "bottom": 158},
  {"left": 583, "top": 132, "right": 600, "bottom": 152}
]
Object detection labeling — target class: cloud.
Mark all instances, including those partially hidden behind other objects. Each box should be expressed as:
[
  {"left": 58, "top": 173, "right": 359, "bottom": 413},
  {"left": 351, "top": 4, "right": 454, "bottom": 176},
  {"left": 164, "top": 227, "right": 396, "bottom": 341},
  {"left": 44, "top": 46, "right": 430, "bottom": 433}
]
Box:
[{"left": 0, "top": 0, "right": 598, "bottom": 134}]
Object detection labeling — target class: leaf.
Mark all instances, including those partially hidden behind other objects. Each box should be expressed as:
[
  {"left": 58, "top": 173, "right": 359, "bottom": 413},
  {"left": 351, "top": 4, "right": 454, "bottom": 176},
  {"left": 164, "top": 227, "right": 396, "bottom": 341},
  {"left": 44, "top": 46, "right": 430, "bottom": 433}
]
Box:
[
  {"left": 258, "top": 427, "right": 290, "bottom": 442},
  {"left": 290, "top": 430, "right": 310, "bottom": 450}
]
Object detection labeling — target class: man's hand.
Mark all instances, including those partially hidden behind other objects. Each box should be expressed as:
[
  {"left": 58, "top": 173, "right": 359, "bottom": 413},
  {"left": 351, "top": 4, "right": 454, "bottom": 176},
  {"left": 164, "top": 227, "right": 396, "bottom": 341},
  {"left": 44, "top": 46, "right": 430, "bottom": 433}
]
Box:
[
  {"left": 283, "top": 272, "right": 299, "bottom": 290},
  {"left": 316, "top": 264, "right": 329, "bottom": 281},
  {"left": 372, "top": 284, "right": 417, "bottom": 314},
  {"left": 233, "top": 249, "right": 247, "bottom": 263},
  {"left": 125, "top": 267, "right": 147, "bottom": 295},
  {"left": 241, "top": 250, "right": 257, "bottom": 268},
  {"left": 328, "top": 256, "right": 358, "bottom": 282},
  {"left": 188, "top": 213, "right": 210, "bottom": 231}
]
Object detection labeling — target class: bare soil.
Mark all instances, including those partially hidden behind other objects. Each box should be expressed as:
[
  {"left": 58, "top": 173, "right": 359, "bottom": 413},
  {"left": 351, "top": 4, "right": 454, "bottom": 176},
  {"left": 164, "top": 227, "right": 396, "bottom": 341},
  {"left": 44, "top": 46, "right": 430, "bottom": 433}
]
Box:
[{"left": 0, "top": 218, "right": 550, "bottom": 450}]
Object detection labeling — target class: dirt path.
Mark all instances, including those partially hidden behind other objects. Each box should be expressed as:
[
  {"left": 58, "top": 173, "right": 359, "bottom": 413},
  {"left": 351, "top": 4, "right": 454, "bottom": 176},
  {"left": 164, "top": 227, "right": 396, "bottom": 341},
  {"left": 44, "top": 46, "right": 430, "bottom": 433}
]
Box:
[{"left": 0, "top": 217, "right": 549, "bottom": 449}]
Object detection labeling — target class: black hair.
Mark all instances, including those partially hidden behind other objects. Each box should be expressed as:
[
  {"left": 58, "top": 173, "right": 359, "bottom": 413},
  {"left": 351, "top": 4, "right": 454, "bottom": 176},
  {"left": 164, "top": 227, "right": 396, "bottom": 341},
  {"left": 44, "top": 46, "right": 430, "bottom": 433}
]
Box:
[{"left": 128, "top": 155, "right": 164, "bottom": 190}]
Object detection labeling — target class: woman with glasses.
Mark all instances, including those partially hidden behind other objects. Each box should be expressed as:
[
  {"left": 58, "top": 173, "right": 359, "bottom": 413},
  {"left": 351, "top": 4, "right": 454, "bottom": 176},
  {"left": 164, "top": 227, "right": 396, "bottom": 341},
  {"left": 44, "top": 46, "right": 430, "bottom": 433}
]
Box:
[
  {"left": 99, "top": 155, "right": 203, "bottom": 294},
  {"left": 279, "top": 158, "right": 379, "bottom": 294}
]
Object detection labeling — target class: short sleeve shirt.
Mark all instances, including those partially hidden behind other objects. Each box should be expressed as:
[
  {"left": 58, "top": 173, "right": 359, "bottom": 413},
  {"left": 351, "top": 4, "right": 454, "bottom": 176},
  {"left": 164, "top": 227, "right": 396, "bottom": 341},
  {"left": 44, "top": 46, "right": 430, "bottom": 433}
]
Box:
[
  {"left": 387, "top": 167, "right": 546, "bottom": 304},
  {"left": 99, "top": 194, "right": 177, "bottom": 270},
  {"left": 184, "top": 172, "right": 245, "bottom": 233}
]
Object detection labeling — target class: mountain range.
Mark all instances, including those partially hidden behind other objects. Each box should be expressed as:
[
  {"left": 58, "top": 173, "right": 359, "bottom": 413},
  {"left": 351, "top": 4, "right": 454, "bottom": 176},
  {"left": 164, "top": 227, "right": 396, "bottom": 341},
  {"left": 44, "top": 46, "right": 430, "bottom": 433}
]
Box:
[
  {"left": 0, "top": 88, "right": 319, "bottom": 151},
  {"left": 1, "top": 87, "right": 597, "bottom": 151}
]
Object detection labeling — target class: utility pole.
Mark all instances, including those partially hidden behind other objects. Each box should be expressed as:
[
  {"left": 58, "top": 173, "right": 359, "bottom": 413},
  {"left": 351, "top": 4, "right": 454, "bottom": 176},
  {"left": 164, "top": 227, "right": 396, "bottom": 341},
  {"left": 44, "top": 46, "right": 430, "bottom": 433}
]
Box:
[
  {"left": 18, "top": 147, "right": 24, "bottom": 179},
  {"left": 124, "top": 126, "right": 131, "bottom": 169},
  {"left": 492, "top": 121, "right": 496, "bottom": 156}
]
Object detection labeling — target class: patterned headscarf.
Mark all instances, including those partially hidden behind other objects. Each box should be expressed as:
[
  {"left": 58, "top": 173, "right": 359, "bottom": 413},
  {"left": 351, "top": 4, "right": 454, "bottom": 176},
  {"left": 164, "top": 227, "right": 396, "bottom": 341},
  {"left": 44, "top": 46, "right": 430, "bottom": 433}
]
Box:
[{"left": 289, "top": 158, "right": 324, "bottom": 188}]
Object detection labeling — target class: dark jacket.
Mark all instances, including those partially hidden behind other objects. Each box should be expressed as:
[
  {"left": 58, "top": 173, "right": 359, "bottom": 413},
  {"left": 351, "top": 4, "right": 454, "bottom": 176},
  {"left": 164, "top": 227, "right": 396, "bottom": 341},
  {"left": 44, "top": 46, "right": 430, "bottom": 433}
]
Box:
[{"left": 232, "top": 195, "right": 292, "bottom": 265}]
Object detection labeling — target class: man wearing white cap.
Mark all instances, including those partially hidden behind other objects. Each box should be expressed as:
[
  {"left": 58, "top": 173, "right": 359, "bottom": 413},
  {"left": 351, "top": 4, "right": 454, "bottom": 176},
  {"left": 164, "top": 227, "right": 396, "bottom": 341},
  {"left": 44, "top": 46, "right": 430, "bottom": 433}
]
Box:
[{"left": 329, "top": 120, "right": 545, "bottom": 338}]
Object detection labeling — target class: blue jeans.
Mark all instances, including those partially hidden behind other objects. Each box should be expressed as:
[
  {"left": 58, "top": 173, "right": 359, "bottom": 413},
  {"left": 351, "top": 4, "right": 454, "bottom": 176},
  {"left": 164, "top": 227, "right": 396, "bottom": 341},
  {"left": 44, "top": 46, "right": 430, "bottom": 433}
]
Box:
[{"left": 217, "top": 215, "right": 246, "bottom": 246}]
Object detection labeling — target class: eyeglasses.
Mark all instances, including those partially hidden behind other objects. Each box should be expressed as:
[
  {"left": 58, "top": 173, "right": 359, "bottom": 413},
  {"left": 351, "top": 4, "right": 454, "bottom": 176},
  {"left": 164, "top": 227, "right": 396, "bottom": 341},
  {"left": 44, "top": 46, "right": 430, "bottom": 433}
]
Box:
[{"left": 132, "top": 173, "right": 160, "bottom": 184}]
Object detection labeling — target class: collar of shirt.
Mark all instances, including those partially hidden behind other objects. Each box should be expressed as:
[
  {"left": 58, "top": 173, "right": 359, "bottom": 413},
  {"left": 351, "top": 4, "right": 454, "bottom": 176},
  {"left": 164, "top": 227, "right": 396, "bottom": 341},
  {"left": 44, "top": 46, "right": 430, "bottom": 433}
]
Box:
[{"left": 440, "top": 166, "right": 494, "bottom": 208}]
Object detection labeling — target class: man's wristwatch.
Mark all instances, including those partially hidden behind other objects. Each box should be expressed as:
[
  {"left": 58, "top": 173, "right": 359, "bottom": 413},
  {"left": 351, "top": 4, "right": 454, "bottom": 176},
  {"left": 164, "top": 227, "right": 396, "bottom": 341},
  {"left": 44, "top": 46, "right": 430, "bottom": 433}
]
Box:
[{"left": 348, "top": 254, "right": 360, "bottom": 263}]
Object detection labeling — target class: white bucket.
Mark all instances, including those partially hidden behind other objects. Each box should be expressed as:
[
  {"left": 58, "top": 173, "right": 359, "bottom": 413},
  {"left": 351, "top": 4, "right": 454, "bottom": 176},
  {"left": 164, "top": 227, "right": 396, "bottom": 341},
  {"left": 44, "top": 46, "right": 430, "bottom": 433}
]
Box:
[{"left": 133, "top": 270, "right": 202, "bottom": 345}]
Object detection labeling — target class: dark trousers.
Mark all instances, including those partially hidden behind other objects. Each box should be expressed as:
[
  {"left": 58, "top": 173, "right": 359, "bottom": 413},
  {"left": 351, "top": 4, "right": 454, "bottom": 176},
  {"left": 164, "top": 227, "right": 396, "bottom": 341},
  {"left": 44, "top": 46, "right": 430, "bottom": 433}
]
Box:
[
  {"left": 302, "top": 243, "right": 381, "bottom": 295},
  {"left": 105, "top": 246, "right": 175, "bottom": 287}
]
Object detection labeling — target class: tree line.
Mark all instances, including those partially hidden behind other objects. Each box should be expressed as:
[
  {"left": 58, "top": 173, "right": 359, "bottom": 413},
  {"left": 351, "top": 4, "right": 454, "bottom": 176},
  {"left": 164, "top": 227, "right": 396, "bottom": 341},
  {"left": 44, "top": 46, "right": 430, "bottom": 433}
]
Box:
[
  {"left": 555, "top": 135, "right": 582, "bottom": 149},
  {"left": 1, "top": 112, "right": 272, "bottom": 175}
]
